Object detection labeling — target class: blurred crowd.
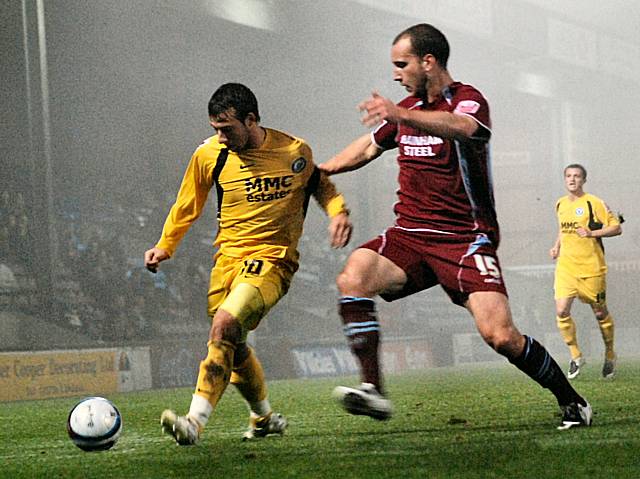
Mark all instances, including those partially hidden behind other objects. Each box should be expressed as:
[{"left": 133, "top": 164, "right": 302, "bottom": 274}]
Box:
[
  {"left": 0, "top": 189, "right": 32, "bottom": 277},
  {"left": 1, "top": 188, "right": 35, "bottom": 300},
  {"left": 0, "top": 185, "right": 351, "bottom": 349},
  {"left": 1, "top": 185, "right": 213, "bottom": 346}
]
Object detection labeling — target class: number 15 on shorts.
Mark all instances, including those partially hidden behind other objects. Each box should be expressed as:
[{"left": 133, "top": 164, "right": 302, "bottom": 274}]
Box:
[{"left": 473, "top": 254, "right": 501, "bottom": 279}]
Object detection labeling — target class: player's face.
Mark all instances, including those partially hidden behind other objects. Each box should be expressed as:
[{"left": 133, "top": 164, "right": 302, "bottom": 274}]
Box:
[
  {"left": 209, "top": 109, "right": 251, "bottom": 151},
  {"left": 564, "top": 167, "right": 586, "bottom": 193},
  {"left": 391, "top": 37, "right": 427, "bottom": 96}
]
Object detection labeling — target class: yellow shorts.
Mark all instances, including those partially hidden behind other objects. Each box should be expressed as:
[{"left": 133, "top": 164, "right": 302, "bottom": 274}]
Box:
[
  {"left": 207, "top": 254, "right": 294, "bottom": 331},
  {"left": 554, "top": 268, "right": 607, "bottom": 306}
]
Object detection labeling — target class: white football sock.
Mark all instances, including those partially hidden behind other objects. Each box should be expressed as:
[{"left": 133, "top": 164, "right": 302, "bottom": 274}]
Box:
[{"left": 188, "top": 394, "right": 213, "bottom": 427}]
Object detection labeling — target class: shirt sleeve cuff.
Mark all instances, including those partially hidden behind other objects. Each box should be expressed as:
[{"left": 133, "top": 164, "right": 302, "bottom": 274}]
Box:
[{"left": 326, "top": 195, "right": 349, "bottom": 218}]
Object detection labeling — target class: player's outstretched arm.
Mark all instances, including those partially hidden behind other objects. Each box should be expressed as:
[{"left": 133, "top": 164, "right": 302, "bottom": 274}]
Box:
[
  {"left": 319, "top": 134, "right": 383, "bottom": 175},
  {"left": 360, "top": 91, "right": 479, "bottom": 140},
  {"left": 144, "top": 246, "right": 170, "bottom": 273},
  {"left": 311, "top": 169, "right": 353, "bottom": 248}
]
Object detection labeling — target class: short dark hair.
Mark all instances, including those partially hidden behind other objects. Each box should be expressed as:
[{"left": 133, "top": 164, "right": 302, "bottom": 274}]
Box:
[
  {"left": 208, "top": 83, "right": 260, "bottom": 122},
  {"left": 393, "top": 23, "right": 450, "bottom": 69},
  {"left": 564, "top": 163, "right": 587, "bottom": 180}
]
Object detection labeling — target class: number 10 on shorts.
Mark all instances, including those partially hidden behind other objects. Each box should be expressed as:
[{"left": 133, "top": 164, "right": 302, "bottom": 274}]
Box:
[{"left": 242, "top": 259, "right": 264, "bottom": 276}]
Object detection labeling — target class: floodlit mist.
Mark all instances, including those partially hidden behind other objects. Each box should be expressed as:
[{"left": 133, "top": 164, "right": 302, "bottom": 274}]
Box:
[{"left": 1, "top": 0, "right": 639, "bottom": 397}]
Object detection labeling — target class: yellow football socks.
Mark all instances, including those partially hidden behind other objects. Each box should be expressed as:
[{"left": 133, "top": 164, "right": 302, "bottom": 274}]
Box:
[
  {"left": 231, "top": 346, "right": 268, "bottom": 404},
  {"left": 556, "top": 315, "right": 582, "bottom": 360},
  {"left": 597, "top": 314, "right": 615, "bottom": 360},
  {"left": 194, "top": 339, "right": 235, "bottom": 410}
]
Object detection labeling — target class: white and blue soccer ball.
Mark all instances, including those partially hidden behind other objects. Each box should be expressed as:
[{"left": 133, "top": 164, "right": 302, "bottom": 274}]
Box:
[{"left": 67, "top": 397, "right": 123, "bottom": 451}]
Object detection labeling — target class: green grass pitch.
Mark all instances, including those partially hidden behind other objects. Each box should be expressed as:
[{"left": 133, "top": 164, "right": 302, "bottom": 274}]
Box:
[{"left": 1, "top": 359, "right": 639, "bottom": 479}]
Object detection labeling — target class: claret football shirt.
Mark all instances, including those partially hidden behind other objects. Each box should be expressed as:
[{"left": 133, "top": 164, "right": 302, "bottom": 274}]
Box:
[{"left": 372, "top": 82, "right": 499, "bottom": 245}]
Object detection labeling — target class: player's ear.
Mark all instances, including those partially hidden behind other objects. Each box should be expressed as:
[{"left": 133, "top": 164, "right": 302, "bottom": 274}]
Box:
[
  {"left": 244, "top": 112, "right": 258, "bottom": 127},
  {"left": 421, "top": 54, "right": 433, "bottom": 72}
]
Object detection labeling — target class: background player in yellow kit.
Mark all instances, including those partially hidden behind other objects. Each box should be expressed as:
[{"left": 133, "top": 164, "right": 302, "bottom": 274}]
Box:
[
  {"left": 550, "top": 164, "right": 622, "bottom": 379},
  {"left": 144, "top": 83, "right": 352, "bottom": 445}
]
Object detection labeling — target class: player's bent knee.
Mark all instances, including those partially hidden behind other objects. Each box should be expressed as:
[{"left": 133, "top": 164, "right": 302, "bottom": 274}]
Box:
[
  {"left": 337, "top": 249, "right": 387, "bottom": 296},
  {"left": 220, "top": 283, "right": 266, "bottom": 331},
  {"left": 210, "top": 313, "right": 243, "bottom": 344},
  {"left": 336, "top": 270, "right": 358, "bottom": 294},
  {"left": 482, "top": 331, "right": 520, "bottom": 357},
  {"left": 336, "top": 270, "right": 361, "bottom": 295},
  {"left": 336, "top": 266, "right": 382, "bottom": 297}
]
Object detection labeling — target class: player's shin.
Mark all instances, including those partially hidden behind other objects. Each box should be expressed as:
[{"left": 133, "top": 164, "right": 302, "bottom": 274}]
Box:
[
  {"left": 231, "top": 345, "right": 271, "bottom": 416},
  {"left": 190, "top": 339, "right": 236, "bottom": 427},
  {"left": 556, "top": 315, "right": 582, "bottom": 359},
  {"left": 597, "top": 314, "right": 615, "bottom": 359},
  {"left": 339, "top": 297, "right": 383, "bottom": 393},
  {"left": 508, "top": 335, "right": 585, "bottom": 407}
]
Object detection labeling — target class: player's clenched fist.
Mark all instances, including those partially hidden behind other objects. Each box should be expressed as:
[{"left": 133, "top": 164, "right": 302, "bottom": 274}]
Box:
[{"left": 144, "top": 247, "right": 170, "bottom": 273}]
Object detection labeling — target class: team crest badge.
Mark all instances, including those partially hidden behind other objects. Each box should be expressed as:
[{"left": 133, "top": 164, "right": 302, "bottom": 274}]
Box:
[
  {"left": 454, "top": 100, "right": 480, "bottom": 114},
  {"left": 575, "top": 207, "right": 584, "bottom": 216},
  {"left": 291, "top": 157, "right": 307, "bottom": 173}
]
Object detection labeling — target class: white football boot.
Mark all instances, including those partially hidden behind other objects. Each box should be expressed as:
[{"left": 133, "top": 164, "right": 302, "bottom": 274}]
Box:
[
  {"left": 602, "top": 354, "right": 616, "bottom": 379},
  {"left": 567, "top": 357, "right": 585, "bottom": 379},
  {"left": 242, "top": 412, "right": 288, "bottom": 441},
  {"left": 333, "top": 383, "right": 392, "bottom": 420},
  {"left": 557, "top": 401, "right": 593, "bottom": 430},
  {"left": 160, "top": 410, "right": 201, "bottom": 445}
]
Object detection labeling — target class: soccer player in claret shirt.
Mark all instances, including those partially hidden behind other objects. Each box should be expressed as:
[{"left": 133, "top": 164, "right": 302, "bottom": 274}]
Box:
[
  {"left": 550, "top": 164, "right": 622, "bottom": 379},
  {"left": 320, "top": 23, "right": 592, "bottom": 429},
  {"left": 145, "top": 83, "right": 352, "bottom": 445}
]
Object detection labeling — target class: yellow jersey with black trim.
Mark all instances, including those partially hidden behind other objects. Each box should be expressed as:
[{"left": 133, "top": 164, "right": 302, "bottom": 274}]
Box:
[
  {"left": 156, "top": 127, "right": 347, "bottom": 268},
  {"left": 555, "top": 193, "right": 619, "bottom": 277}
]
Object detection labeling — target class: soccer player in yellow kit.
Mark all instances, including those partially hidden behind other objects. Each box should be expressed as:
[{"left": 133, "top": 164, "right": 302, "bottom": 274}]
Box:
[
  {"left": 550, "top": 164, "right": 622, "bottom": 379},
  {"left": 144, "top": 83, "right": 352, "bottom": 445}
]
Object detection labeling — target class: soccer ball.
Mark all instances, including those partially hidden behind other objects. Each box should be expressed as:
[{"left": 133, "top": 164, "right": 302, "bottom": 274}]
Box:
[{"left": 67, "top": 397, "right": 123, "bottom": 451}]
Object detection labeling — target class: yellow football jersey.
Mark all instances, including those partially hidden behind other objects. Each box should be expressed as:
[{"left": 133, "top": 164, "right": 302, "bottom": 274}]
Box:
[
  {"left": 555, "top": 193, "right": 619, "bottom": 277},
  {"left": 156, "top": 128, "right": 347, "bottom": 268}
]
